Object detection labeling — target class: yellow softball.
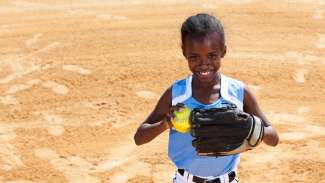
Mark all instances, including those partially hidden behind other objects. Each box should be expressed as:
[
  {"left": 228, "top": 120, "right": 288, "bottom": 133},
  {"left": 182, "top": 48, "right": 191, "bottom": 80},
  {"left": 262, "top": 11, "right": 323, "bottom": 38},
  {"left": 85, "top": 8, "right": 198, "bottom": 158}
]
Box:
[{"left": 171, "top": 106, "right": 191, "bottom": 133}]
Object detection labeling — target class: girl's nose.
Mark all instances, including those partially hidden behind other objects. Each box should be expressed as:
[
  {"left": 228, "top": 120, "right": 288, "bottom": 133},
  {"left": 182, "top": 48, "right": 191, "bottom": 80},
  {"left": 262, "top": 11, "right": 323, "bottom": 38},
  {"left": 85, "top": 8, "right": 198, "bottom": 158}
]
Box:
[{"left": 200, "top": 57, "right": 210, "bottom": 66}]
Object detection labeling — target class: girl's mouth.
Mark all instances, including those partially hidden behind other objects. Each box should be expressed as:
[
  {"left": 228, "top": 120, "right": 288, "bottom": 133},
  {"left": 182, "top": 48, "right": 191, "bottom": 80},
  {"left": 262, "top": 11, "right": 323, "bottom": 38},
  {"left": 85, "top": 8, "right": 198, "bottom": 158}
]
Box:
[
  {"left": 195, "top": 71, "right": 215, "bottom": 81},
  {"left": 198, "top": 71, "right": 212, "bottom": 76}
]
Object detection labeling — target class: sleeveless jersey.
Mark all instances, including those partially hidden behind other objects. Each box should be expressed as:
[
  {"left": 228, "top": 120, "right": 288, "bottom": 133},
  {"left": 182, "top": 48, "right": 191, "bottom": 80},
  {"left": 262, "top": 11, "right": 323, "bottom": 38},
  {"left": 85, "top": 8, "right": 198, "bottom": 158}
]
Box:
[{"left": 168, "top": 74, "right": 244, "bottom": 177}]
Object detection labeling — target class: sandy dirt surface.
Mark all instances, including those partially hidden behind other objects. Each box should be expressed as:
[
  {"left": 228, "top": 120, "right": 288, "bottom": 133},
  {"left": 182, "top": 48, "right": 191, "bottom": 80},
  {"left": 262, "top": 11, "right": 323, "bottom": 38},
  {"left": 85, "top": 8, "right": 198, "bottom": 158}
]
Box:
[{"left": 0, "top": 0, "right": 324, "bottom": 182}]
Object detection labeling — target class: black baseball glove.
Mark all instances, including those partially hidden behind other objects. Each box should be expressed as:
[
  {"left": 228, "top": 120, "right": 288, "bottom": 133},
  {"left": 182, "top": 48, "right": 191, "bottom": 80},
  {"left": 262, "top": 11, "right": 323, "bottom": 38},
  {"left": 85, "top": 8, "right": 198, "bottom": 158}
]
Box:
[{"left": 190, "top": 105, "right": 264, "bottom": 156}]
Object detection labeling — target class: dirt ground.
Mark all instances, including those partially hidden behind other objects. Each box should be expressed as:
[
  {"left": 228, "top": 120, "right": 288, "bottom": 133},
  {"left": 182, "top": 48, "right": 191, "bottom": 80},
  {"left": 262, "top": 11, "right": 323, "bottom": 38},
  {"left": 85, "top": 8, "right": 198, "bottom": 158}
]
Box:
[{"left": 0, "top": 0, "right": 324, "bottom": 182}]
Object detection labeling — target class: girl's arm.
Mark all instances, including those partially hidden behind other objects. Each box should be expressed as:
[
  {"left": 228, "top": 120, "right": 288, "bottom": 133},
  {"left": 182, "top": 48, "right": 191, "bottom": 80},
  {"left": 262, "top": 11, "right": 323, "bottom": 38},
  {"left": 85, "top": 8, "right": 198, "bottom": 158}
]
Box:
[
  {"left": 243, "top": 85, "right": 279, "bottom": 146},
  {"left": 134, "top": 87, "right": 172, "bottom": 146}
]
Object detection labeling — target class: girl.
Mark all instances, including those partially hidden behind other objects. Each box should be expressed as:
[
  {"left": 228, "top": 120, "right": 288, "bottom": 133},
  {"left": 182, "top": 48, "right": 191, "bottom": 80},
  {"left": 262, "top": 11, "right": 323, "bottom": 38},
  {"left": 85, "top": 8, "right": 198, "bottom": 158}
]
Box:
[{"left": 134, "top": 13, "right": 279, "bottom": 183}]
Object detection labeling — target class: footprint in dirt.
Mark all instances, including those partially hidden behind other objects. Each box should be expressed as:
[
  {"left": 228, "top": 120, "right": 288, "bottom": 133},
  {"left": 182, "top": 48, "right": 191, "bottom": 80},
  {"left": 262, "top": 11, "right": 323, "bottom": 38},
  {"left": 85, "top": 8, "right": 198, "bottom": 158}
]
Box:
[
  {"left": 247, "top": 84, "right": 261, "bottom": 95},
  {"left": 280, "top": 125, "right": 325, "bottom": 142},
  {"left": 82, "top": 101, "right": 131, "bottom": 127},
  {"left": 0, "top": 126, "right": 25, "bottom": 171},
  {"left": 4, "top": 79, "right": 69, "bottom": 95},
  {"left": 34, "top": 141, "right": 149, "bottom": 183},
  {"left": 35, "top": 42, "right": 60, "bottom": 54},
  {"left": 316, "top": 34, "right": 325, "bottom": 49},
  {"left": 34, "top": 148, "right": 101, "bottom": 183},
  {"left": 0, "top": 95, "right": 18, "bottom": 105},
  {"left": 319, "top": 0, "right": 325, "bottom": 5},
  {"left": 99, "top": 140, "right": 151, "bottom": 183},
  {"left": 26, "top": 33, "right": 42, "bottom": 46},
  {"left": 5, "top": 79, "right": 41, "bottom": 94},
  {"left": 108, "top": 161, "right": 151, "bottom": 183},
  {"left": 1, "top": 78, "right": 69, "bottom": 107},
  {"left": 313, "top": 10, "right": 323, "bottom": 19},
  {"left": 96, "top": 14, "right": 128, "bottom": 21},
  {"left": 1, "top": 25, "right": 9, "bottom": 29},
  {"left": 268, "top": 107, "right": 325, "bottom": 143},
  {"left": 136, "top": 90, "right": 158, "bottom": 100},
  {"left": 296, "top": 106, "right": 310, "bottom": 115},
  {"left": 281, "top": 132, "right": 307, "bottom": 141},
  {"left": 41, "top": 113, "right": 65, "bottom": 136},
  {"left": 62, "top": 64, "right": 92, "bottom": 75},
  {"left": 0, "top": 59, "right": 41, "bottom": 84},
  {"left": 42, "top": 81, "right": 69, "bottom": 95},
  {"left": 285, "top": 51, "right": 305, "bottom": 64},
  {"left": 292, "top": 69, "right": 307, "bottom": 83},
  {"left": 82, "top": 101, "right": 111, "bottom": 113},
  {"left": 266, "top": 111, "right": 304, "bottom": 125},
  {"left": 152, "top": 164, "right": 174, "bottom": 183},
  {"left": 0, "top": 181, "right": 34, "bottom": 183}
]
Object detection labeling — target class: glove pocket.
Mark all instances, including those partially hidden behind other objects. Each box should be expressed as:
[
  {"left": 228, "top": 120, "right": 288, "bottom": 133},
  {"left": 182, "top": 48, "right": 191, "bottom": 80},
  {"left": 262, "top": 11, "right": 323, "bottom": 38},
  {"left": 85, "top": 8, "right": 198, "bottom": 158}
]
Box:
[{"left": 190, "top": 125, "right": 250, "bottom": 138}]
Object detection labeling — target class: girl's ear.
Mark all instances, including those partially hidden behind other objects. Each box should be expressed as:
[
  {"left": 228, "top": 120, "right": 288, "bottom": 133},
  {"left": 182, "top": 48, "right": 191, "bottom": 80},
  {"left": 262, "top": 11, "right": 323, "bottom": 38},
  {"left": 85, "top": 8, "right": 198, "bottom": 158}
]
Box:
[{"left": 221, "top": 45, "right": 227, "bottom": 58}]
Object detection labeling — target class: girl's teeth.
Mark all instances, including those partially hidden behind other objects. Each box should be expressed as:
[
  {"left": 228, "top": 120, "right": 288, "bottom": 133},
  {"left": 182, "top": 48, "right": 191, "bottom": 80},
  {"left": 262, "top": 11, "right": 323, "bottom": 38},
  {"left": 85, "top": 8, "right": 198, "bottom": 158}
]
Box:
[{"left": 200, "top": 72, "right": 209, "bottom": 76}]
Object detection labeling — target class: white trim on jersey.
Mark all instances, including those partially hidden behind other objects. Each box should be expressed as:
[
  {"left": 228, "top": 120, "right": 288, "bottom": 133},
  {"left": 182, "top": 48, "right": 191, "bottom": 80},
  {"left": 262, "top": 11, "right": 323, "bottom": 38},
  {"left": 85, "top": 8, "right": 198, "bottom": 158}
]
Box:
[
  {"left": 172, "top": 75, "right": 192, "bottom": 105},
  {"left": 220, "top": 74, "right": 243, "bottom": 109},
  {"left": 172, "top": 74, "right": 243, "bottom": 109}
]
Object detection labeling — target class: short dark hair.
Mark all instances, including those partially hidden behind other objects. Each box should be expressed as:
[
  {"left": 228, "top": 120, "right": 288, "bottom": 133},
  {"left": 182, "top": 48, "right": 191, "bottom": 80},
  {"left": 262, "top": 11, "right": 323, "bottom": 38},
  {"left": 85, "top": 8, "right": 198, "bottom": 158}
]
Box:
[{"left": 181, "top": 13, "right": 225, "bottom": 48}]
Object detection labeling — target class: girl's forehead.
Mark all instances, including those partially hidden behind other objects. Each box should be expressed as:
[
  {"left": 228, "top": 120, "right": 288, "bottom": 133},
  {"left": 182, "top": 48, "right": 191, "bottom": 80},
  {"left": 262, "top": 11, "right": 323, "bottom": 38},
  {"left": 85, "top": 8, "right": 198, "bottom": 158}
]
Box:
[{"left": 184, "top": 32, "right": 223, "bottom": 51}]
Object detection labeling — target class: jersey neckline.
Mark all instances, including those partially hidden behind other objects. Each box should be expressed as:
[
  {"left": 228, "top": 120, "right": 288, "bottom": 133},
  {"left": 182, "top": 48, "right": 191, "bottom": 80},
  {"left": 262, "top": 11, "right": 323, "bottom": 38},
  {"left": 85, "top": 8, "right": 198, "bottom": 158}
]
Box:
[{"left": 190, "top": 73, "right": 223, "bottom": 106}]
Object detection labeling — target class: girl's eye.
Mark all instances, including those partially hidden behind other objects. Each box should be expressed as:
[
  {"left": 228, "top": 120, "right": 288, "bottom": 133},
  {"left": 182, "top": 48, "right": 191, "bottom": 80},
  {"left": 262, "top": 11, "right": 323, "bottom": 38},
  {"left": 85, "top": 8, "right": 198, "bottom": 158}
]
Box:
[
  {"left": 188, "top": 56, "right": 198, "bottom": 62},
  {"left": 208, "top": 54, "right": 218, "bottom": 60}
]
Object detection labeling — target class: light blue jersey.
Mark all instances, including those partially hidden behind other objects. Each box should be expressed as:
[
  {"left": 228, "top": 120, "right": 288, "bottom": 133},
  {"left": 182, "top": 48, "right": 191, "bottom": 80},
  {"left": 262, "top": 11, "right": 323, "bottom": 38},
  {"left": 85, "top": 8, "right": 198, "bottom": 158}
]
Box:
[{"left": 168, "top": 74, "right": 244, "bottom": 177}]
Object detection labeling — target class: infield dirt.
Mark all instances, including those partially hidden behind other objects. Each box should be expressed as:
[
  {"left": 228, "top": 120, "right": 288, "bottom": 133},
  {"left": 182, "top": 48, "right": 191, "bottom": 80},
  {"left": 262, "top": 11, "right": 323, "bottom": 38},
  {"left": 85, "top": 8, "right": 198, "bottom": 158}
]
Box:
[{"left": 0, "top": 0, "right": 324, "bottom": 182}]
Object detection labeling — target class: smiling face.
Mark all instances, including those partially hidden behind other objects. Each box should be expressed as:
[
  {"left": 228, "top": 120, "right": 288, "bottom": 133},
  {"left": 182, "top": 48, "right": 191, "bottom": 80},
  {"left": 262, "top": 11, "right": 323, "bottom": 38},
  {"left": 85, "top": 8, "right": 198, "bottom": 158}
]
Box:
[{"left": 182, "top": 32, "right": 226, "bottom": 84}]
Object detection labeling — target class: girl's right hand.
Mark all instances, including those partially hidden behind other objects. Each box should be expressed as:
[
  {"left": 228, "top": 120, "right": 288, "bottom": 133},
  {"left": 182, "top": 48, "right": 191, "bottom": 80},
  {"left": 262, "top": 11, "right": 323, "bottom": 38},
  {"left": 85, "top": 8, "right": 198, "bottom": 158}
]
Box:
[{"left": 168, "top": 103, "right": 192, "bottom": 133}]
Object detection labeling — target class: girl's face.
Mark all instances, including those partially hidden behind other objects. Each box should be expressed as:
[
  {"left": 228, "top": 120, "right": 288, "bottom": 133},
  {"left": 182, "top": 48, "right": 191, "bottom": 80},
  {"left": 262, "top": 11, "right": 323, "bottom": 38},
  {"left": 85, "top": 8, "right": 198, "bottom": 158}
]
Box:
[{"left": 182, "top": 32, "right": 226, "bottom": 84}]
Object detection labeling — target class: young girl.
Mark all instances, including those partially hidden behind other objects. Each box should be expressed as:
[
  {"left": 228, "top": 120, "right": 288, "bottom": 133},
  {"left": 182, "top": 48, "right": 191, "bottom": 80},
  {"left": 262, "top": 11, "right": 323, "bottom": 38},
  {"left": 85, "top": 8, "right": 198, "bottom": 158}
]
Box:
[{"left": 134, "top": 13, "right": 279, "bottom": 183}]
